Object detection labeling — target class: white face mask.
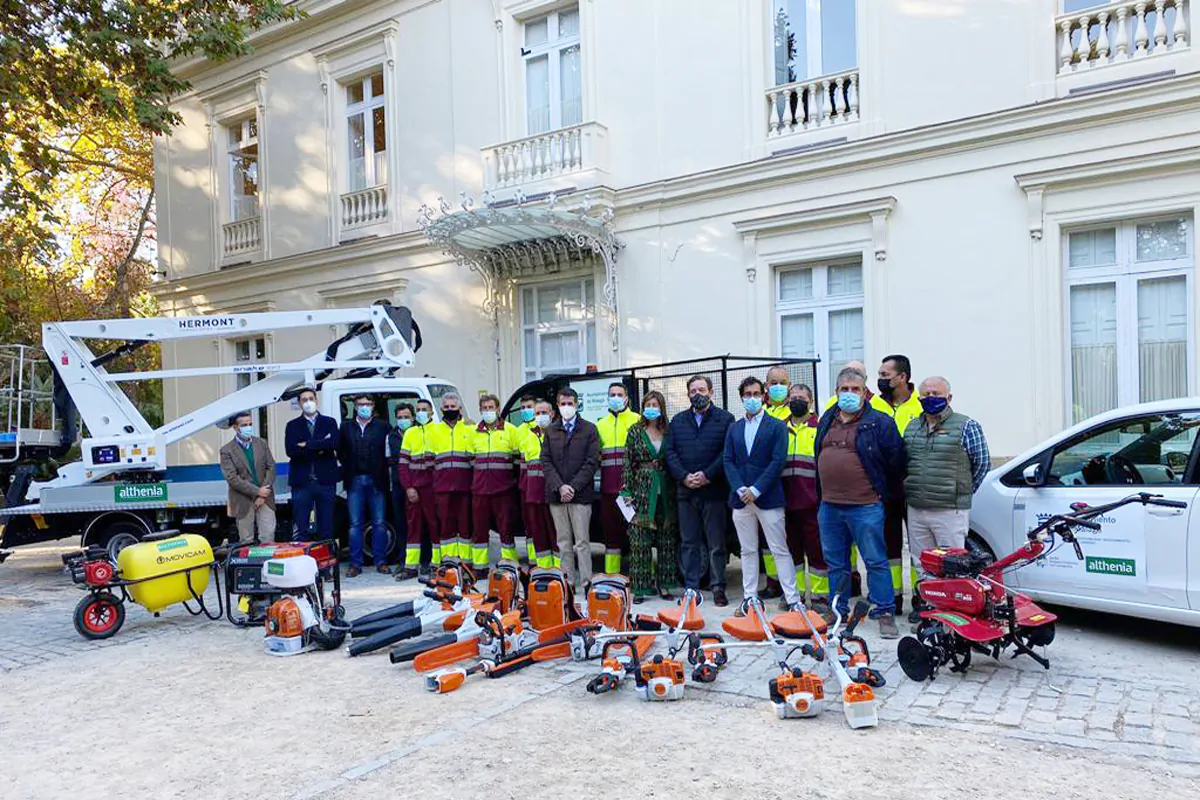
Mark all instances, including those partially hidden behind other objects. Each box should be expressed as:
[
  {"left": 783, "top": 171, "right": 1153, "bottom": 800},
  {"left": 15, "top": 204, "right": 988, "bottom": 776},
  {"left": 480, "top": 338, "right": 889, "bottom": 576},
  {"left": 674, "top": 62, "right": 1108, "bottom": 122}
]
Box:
[
  {"left": 301, "top": 400, "right": 317, "bottom": 415},
  {"left": 481, "top": 410, "right": 498, "bottom": 425},
  {"left": 559, "top": 404, "right": 577, "bottom": 421},
  {"left": 535, "top": 413, "right": 552, "bottom": 429}
]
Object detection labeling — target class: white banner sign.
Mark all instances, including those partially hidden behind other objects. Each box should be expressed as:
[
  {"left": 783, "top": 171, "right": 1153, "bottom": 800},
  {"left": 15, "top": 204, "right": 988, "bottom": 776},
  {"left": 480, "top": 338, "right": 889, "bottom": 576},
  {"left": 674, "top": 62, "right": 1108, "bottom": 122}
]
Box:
[{"left": 1023, "top": 500, "right": 1146, "bottom": 586}]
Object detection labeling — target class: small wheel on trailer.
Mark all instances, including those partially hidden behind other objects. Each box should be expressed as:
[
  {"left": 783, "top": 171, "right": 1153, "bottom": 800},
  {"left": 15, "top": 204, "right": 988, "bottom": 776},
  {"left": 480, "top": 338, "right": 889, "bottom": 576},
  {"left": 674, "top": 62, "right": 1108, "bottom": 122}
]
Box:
[{"left": 73, "top": 591, "right": 125, "bottom": 639}]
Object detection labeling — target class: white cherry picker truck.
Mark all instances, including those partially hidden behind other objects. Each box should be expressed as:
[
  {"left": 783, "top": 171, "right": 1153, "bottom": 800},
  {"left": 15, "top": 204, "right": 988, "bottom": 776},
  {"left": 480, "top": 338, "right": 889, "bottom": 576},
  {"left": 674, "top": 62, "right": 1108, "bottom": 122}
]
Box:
[{"left": 0, "top": 303, "right": 456, "bottom": 563}]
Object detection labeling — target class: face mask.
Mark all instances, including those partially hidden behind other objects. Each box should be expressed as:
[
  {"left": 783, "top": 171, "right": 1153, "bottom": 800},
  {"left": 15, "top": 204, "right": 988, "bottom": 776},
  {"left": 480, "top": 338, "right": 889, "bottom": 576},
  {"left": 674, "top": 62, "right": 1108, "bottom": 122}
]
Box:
[
  {"left": 608, "top": 395, "right": 627, "bottom": 413},
  {"left": 520, "top": 408, "right": 536, "bottom": 423},
  {"left": 237, "top": 425, "right": 254, "bottom": 439},
  {"left": 920, "top": 396, "right": 949, "bottom": 416},
  {"left": 356, "top": 405, "right": 373, "bottom": 420},
  {"left": 535, "top": 413, "right": 552, "bottom": 428},
  {"left": 643, "top": 407, "right": 662, "bottom": 422},
  {"left": 415, "top": 411, "right": 431, "bottom": 425},
  {"left": 767, "top": 384, "right": 788, "bottom": 403},
  {"left": 789, "top": 399, "right": 809, "bottom": 418},
  {"left": 837, "top": 392, "right": 863, "bottom": 413},
  {"left": 559, "top": 404, "right": 577, "bottom": 421},
  {"left": 481, "top": 410, "right": 498, "bottom": 425},
  {"left": 442, "top": 408, "right": 461, "bottom": 422},
  {"left": 877, "top": 378, "right": 896, "bottom": 399},
  {"left": 301, "top": 400, "right": 317, "bottom": 415},
  {"left": 396, "top": 418, "right": 413, "bottom": 431},
  {"left": 742, "top": 396, "right": 763, "bottom": 415},
  {"left": 690, "top": 393, "right": 711, "bottom": 412}
]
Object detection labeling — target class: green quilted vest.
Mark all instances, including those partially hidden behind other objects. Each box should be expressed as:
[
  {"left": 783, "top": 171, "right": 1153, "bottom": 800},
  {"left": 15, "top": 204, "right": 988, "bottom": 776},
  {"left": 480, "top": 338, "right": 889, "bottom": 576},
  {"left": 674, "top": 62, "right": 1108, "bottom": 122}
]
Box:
[{"left": 904, "top": 411, "right": 973, "bottom": 510}]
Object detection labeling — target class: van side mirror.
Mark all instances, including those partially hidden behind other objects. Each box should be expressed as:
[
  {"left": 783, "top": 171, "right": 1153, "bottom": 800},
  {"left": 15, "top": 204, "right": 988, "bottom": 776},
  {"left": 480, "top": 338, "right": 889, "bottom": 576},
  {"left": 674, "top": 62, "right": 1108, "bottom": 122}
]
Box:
[{"left": 1022, "top": 463, "right": 1044, "bottom": 487}]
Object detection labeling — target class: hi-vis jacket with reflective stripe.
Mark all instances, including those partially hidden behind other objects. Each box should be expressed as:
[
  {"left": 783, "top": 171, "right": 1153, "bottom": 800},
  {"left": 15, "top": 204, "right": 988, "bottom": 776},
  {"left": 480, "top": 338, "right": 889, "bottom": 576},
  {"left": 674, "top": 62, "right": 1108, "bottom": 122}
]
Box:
[
  {"left": 765, "top": 402, "right": 791, "bottom": 422},
  {"left": 517, "top": 424, "right": 548, "bottom": 504},
  {"left": 428, "top": 420, "right": 474, "bottom": 493},
  {"left": 397, "top": 423, "right": 434, "bottom": 488},
  {"left": 470, "top": 420, "right": 521, "bottom": 495},
  {"left": 782, "top": 417, "right": 818, "bottom": 510},
  {"left": 596, "top": 408, "right": 641, "bottom": 495}
]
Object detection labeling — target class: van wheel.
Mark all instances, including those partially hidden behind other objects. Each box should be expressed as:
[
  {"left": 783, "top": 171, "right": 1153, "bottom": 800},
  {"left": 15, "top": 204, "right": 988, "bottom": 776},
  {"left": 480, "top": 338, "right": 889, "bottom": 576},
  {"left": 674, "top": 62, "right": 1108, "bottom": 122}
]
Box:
[{"left": 365, "top": 521, "right": 398, "bottom": 565}]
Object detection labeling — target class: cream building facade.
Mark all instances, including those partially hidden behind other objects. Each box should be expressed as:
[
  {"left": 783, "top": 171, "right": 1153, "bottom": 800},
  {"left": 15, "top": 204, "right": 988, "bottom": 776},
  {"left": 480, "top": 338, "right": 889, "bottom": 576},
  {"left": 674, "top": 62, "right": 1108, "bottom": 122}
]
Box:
[{"left": 153, "top": 0, "right": 1200, "bottom": 465}]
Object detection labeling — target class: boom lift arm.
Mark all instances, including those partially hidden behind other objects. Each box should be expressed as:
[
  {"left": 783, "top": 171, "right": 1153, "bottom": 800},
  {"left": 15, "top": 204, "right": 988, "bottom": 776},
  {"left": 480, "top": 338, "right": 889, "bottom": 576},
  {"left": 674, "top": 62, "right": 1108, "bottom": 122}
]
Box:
[{"left": 32, "top": 303, "right": 418, "bottom": 498}]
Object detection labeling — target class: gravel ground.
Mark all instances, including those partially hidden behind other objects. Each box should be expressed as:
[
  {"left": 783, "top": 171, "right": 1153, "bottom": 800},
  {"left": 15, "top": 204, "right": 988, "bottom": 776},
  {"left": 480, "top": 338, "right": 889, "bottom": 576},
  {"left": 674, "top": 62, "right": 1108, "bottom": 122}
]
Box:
[{"left": 0, "top": 540, "right": 1198, "bottom": 800}]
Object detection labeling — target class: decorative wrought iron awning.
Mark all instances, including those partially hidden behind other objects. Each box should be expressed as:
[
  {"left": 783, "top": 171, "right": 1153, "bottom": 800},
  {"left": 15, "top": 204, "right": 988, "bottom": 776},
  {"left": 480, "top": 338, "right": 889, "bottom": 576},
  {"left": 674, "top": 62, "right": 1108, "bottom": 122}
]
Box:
[{"left": 417, "top": 192, "right": 622, "bottom": 351}]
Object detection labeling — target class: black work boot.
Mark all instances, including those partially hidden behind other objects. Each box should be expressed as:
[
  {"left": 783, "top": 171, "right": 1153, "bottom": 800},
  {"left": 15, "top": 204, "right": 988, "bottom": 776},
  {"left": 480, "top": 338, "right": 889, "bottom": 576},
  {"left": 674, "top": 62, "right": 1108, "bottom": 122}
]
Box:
[{"left": 761, "top": 578, "right": 783, "bottom": 599}]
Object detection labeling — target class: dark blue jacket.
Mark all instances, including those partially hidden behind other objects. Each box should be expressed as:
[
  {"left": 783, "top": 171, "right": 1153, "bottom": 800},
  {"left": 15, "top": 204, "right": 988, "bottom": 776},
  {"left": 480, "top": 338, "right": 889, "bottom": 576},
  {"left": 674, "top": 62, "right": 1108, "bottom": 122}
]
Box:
[
  {"left": 723, "top": 414, "right": 788, "bottom": 510},
  {"left": 338, "top": 417, "right": 392, "bottom": 487},
  {"left": 814, "top": 405, "right": 908, "bottom": 504},
  {"left": 665, "top": 406, "right": 734, "bottom": 502},
  {"left": 284, "top": 414, "right": 340, "bottom": 488}
]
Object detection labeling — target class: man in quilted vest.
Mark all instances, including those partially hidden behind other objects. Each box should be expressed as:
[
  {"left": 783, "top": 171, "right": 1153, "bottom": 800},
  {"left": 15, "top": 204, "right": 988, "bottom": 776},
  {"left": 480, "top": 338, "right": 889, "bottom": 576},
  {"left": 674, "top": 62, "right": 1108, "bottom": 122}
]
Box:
[{"left": 903, "top": 376, "right": 991, "bottom": 622}]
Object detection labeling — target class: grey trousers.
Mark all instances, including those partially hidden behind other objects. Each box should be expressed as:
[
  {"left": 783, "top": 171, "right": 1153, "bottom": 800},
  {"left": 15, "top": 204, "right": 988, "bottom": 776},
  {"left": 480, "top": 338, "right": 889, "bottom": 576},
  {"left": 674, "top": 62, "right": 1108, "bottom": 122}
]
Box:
[{"left": 550, "top": 502, "right": 593, "bottom": 588}]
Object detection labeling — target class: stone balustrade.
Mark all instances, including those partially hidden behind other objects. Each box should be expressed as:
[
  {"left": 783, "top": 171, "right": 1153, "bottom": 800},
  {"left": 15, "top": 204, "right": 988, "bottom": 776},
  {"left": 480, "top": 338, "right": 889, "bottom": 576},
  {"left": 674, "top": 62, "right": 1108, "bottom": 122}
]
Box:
[
  {"left": 221, "top": 216, "right": 261, "bottom": 257},
  {"left": 1058, "top": 0, "right": 1189, "bottom": 73},
  {"left": 483, "top": 122, "right": 608, "bottom": 190},
  {"left": 341, "top": 185, "right": 389, "bottom": 230},
  {"left": 766, "top": 68, "right": 859, "bottom": 138}
]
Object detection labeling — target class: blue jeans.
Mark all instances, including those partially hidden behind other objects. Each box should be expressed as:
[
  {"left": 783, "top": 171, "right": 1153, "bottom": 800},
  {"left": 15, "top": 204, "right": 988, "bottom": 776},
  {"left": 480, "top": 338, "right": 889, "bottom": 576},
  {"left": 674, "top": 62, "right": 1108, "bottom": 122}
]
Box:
[
  {"left": 347, "top": 474, "right": 388, "bottom": 568},
  {"left": 291, "top": 482, "right": 336, "bottom": 542},
  {"left": 818, "top": 501, "right": 895, "bottom": 617}
]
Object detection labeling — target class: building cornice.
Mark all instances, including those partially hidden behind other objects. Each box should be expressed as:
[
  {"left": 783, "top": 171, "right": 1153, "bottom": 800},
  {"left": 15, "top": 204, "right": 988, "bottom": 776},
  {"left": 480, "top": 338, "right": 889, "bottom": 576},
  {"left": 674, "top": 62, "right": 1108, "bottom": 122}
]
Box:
[
  {"left": 152, "top": 230, "right": 441, "bottom": 302},
  {"left": 616, "top": 71, "right": 1200, "bottom": 214}
]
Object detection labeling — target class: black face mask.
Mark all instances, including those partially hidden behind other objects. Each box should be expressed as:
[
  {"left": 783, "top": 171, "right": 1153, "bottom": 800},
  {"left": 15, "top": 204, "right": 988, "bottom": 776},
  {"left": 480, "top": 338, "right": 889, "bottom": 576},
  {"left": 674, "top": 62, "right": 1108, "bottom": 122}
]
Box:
[
  {"left": 789, "top": 399, "right": 809, "bottom": 418},
  {"left": 877, "top": 378, "right": 895, "bottom": 399},
  {"left": 442, "top": 408, "right": 461, "bottom": 422},
  {"left": 690, "top": 393, "right": 711, "bottom": 412}
]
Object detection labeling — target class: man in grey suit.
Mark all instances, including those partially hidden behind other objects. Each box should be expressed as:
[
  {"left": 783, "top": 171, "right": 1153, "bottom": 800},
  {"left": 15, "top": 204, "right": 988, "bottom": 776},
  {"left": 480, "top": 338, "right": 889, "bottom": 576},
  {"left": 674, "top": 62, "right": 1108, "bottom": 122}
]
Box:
[{"left": 219, "top": 410, "right": 277, "bottom": 542}]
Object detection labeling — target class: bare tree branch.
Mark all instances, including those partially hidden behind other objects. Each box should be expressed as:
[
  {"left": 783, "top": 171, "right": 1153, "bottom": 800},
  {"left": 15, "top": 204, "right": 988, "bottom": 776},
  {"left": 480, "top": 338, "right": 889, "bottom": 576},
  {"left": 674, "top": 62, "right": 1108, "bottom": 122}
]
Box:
[{"left": 101, "top": 188, "right": 155, "bottom": 316}]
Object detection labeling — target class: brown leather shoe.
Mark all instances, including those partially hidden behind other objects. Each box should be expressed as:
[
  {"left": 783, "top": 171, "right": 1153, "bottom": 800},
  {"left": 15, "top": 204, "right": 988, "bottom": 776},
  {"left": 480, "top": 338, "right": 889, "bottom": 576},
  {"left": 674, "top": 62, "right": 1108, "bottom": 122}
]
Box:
[
  {"left": 712, "top": 587, "right": 729, "bottom": 607},
  {"left": 376, "top": 564, "right": 390, "bottom": 574},
  {"left": 346, "top": 566, "right": 362, "bottom": 578}
]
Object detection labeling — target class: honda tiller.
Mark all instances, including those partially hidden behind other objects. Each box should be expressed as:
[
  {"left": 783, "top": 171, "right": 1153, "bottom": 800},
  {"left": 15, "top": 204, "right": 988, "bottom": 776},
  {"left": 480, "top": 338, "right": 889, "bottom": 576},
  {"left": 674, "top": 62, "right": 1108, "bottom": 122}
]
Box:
[{"left": 897, "top": 492, "right": 1185, "bottom": 682}]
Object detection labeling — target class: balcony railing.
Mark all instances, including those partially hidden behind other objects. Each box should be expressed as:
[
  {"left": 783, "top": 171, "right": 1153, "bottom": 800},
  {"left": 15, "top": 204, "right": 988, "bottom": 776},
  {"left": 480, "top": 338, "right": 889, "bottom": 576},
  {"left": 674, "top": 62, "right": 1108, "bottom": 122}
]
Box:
[
  {"left": 1057, "top": 0, "right": 1189, "bottom": 74},
  {"left": 222, "top": 216, "right": 261, "bottom": 257},
  {"left": 483, "top": 122, "right": 609, "bottom": 190},
  {"left": 766, "top": 68, "right": 859, "bottom": 138},
  {"left": 341, "top": 185, "right": 388, "bottom": 231}
]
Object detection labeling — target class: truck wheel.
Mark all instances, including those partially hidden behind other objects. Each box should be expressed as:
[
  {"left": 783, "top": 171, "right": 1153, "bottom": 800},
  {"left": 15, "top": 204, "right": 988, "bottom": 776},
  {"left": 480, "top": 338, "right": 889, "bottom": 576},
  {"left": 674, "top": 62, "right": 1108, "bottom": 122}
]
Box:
[
  {"left": 365, "top": 521, "right": 398, "bottom": 565},
  {"left": 86, "top": 515, "right": 150, "bottom": 562},
  {"left": 74, "top": 592, "right": 125, "bottom": 639},
  {"left": 966, "top": 533, "right": 995, "bottom": 566}
]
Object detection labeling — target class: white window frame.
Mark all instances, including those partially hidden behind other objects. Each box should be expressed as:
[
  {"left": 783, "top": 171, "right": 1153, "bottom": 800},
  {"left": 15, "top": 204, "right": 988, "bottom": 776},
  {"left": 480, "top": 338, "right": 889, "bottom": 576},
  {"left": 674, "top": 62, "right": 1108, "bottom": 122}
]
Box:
[
  {"left": 226, "top": 117, "right": 259, "bottom": 222},
  {"left": 771, "top": 0, "right": 858, "bottom": 84},
  {"left": 520, "top": 277, "right": 596, "bottom": 381},
  {"left": 522, "top": 7, "right": 582, "bottom": 135},
  {"left": 775, "top": 259, "right": 865, "bottom": 398},
  {"left": 1063, "top": 215, "right": 1195, "bottom": 418},
  {"left": 233, "top": 336, "right": 270, "bottom": 440},
  {"left": 343, "top": 72, "right": 387, "bottom": 192}
]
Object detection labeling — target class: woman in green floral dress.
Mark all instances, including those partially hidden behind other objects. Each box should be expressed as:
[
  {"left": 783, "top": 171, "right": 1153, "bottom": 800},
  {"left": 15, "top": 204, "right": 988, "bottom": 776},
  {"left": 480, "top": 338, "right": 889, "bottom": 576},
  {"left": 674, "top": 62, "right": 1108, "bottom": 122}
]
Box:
[{"left": 618, "top": 390, "right": 679, "bottom": 602}]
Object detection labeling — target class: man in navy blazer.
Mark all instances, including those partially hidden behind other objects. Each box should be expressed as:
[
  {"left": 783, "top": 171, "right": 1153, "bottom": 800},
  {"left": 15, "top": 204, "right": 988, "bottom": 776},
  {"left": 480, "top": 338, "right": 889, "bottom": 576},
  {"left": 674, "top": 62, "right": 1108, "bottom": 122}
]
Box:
[
  {"left": 723, "top": 376, "right": 802, "bottom": 613},
  {"left": 285, "top": 387, "right": 340, "bottom": 542}
]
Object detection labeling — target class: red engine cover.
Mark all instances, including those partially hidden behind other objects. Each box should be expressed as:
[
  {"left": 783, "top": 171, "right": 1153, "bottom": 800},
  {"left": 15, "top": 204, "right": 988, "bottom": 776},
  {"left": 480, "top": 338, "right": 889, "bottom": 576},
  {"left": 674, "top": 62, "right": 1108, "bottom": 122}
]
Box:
[
  {"left": 917, "top": 577, "right": 987, "bottom": 616},
  {"left": 85, "top": 560, "right": 114, "bottom": 587}
]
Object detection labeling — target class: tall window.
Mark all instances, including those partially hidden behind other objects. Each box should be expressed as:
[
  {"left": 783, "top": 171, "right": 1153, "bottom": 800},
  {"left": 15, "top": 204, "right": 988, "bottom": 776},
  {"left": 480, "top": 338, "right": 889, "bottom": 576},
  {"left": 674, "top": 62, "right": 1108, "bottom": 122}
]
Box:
[
  {"left": 523, "top": 8, "right": 582, "bottom": 135},
  {"left": 772, "top": 0, "right": 857, "bottom": 85},
  {"left": 227, "top": 118, "right": 259, "bottom": 221},
  {"left": 1067, "top": 216, "right": 1193, "bottom": 423},
  {"left": 346, "top": 73, "right": 387, "bottom": 192},
  {"left": 234, "top": 336, "right": 269, "bottom": 440},
  {"left": 521, "top": 278, "right": 595, "bottom": 381},
  {"left": 777, "top": 261, "right": 864, "bottom": 397}
]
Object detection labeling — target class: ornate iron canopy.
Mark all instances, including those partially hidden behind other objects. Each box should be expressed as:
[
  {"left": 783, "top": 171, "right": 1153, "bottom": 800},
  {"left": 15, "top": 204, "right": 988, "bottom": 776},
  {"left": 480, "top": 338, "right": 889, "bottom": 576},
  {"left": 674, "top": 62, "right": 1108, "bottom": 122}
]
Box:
[{"left": 417, "top": 192, "right": 622, "bottom": 351}]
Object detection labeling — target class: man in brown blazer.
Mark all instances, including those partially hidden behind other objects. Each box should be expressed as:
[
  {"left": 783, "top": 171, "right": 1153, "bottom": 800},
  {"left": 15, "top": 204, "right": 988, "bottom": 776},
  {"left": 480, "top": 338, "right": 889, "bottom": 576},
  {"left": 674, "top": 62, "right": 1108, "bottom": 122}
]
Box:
[{"left": 220, "top": 411, "right": 277, "bottom": 542}]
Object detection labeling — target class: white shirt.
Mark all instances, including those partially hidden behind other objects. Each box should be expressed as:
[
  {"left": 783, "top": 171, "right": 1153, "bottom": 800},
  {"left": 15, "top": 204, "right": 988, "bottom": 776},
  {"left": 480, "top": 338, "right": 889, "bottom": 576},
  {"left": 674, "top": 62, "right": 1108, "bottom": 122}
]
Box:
[{"left": 742, "top": 409, "right": 765, "bottom": 499}]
